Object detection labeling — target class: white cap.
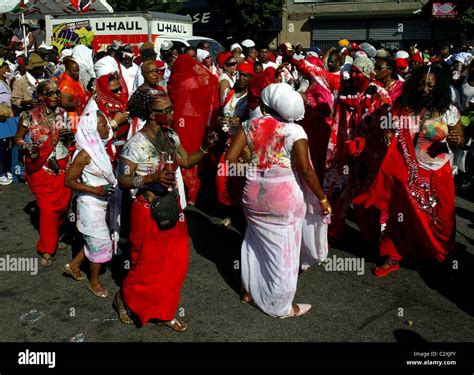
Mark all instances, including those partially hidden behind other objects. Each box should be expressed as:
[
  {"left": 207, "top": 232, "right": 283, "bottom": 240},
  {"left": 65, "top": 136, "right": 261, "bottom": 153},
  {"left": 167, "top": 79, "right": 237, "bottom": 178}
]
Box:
[
  {"left": 38, "top": 42, "right": 53, "bottom": 50},
  {"left": 395, "top": 50, "right": 409, "bottom": 59},
  {"left": 161, "top": 40, "right": 173, "bottom": 51},
  {"left": 241, "top": 39, "right": 255, "bottom": 48},
  {"left": 230, "top": 43, "right": 242, "bottom": 52}
]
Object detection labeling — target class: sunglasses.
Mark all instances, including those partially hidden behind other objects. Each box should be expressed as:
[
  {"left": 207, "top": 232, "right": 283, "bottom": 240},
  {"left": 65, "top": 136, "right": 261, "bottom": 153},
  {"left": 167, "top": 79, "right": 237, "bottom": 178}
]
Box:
[
  {"left": 42, "top": 90, "right": 61, "bottom": 98},
  {"left": 152, "top": 106, "right": 173, "bottom": 114},
  {"left": 145, "top": 69, "right": 163, "bottom": 74},
  {"left": 204, "top": 56, "right": 212, "bottom": 59},
  {"left": 225, "top": 61, "right": 238, "bottom": 67},
  {"left": 110, "top": 86, "right": 123, "bottom": 94}
]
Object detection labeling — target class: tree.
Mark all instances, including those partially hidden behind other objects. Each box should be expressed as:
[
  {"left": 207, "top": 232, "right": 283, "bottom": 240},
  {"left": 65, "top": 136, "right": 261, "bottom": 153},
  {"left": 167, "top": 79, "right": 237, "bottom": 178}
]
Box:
[
  {"left": 107, "top": 0, "right": 183, "bottom": 13},
  {"left": 207, "top": 0, "right": 283, "bottom": 42},
  {"left": 456, "top": 2, "right": 474, "bottom": 42}
]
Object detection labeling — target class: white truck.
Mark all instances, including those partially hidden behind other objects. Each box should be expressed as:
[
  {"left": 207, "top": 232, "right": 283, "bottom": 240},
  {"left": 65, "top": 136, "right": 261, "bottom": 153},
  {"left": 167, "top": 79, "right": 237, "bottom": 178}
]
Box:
[{"left": 45, "top": 11, "right": 223, "bottom": 57}]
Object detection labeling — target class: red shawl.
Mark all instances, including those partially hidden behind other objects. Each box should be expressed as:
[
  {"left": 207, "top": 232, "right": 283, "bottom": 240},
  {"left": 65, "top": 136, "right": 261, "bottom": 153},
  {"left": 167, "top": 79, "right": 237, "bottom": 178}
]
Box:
[
  {"left": 93, "top": 73, "right": 129, "bottom": 119},
  {"left": 167, "top": 54, "right": 219, "bottom": 153}
]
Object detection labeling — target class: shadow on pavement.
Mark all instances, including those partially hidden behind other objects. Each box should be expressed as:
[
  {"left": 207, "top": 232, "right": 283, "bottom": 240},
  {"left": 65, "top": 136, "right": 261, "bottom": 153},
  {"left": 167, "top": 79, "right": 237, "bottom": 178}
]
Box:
[
  {"left": 185, "top": 209, "right": 243, "bottom": 294},
  {"left": 417, "top": 243, "right": 474, "bottom": 317}
]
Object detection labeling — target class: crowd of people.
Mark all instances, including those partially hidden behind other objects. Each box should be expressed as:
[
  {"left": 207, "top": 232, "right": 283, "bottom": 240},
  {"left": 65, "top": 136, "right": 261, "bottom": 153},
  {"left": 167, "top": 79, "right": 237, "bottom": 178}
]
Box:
[{"left": 0, "top": 19, "right": 473, "bottom": 330}]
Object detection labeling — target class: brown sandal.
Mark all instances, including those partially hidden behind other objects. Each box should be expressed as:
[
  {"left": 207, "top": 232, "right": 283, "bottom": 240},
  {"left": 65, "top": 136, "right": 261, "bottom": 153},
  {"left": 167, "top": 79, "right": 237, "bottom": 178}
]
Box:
[
  {"left": 40, "top": 254, "right": 52, "bottom": 268},
  {"left": 156, "top": 319, "right": 188, "bottom": 332}
]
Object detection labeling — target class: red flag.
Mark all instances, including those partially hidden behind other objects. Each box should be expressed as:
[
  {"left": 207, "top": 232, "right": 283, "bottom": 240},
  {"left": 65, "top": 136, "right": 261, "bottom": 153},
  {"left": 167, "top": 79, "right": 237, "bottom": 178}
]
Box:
[{"left": 70, "top": 0, "right": 92, "bottom": 12}]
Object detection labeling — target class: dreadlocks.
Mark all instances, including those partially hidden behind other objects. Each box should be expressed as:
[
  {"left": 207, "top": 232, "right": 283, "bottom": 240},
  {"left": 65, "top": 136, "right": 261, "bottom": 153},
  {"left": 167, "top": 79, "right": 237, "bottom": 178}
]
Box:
[
  {"left": 397, "top": 65, "right": 451, "bottom": 115},
  {"left": 128, "top": 86, "right": 166, "bottom": 121}
]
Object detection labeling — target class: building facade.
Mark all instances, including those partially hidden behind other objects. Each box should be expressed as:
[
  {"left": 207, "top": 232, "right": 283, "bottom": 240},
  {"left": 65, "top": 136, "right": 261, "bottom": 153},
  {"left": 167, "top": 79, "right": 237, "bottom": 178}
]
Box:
[{"left": 277, "top": 0, "right": 463, "bottom": 50}]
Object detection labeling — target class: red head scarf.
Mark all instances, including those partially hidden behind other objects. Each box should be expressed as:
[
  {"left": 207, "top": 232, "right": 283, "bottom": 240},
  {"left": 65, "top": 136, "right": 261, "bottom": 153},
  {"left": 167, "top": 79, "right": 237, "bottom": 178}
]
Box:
[
  {"left": 93, "top": 73, "right": 129, "bottom": 119},
  {"left": 248, "top": 67, "right": 277, "bottom": 111},
  {"left": 236, "top": 62, "right": 254, "bottom": 76}
]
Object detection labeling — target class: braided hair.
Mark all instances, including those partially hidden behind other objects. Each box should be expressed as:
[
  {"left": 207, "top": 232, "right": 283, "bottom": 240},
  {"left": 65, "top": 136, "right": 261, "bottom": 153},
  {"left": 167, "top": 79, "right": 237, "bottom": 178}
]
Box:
[{"left": 127, "top": 86, "right": 167, "bottom": 121}]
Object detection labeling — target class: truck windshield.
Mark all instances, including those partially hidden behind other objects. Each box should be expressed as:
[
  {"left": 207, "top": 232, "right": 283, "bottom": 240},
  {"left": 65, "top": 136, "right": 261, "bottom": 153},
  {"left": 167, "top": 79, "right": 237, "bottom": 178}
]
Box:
[{"left": 188, "top": 39, "right": 224, "bottom": 60}]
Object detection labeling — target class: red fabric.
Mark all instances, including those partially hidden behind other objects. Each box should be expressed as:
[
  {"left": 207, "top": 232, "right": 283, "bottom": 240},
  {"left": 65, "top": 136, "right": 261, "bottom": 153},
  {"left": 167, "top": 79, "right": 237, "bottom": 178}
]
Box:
[
  {"left": 25, "top": 158, "right": 72, "bottom": 255},
  {"left": 167, "top": 54, "right": 219, "bottom": 203},
  {"left": 410, "top": 52, "right": 423, "bottom": 64},
  {"left": 268, "top": 51, "right": 276, "bottom": 62},
  {"left": 248, "top": 68, "right": 277, "bottom": 111},
  {"left": 236, "top": 62, "right": 254, "bottom": 76},
  {"left": 122, "top": 197, "right": 189, "bottom": 324},
  {"left": 58, "top": 72, "right": 89, "bottom": 116},
  {"left": 216, "top": 153, "right": 245, "bottom": 206},
  {"left": 94, "top": 73, "right": 128, "bottom": 118},
  {"left": 353, "top": 111, "right": 455, "bottom": 262},
  {"left": 394, "top": 58, "right": 409, "bottom": 70},
  {"left": 217, "top": 52, "right": 233, "bottom": 68}
]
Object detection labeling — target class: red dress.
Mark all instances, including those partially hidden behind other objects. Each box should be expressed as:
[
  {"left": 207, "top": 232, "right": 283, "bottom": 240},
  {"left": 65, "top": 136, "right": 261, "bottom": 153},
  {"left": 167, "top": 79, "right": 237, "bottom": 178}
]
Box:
[
  {"left": 21, "top": 106, "right": 73, "bottom": 255},
  {"left": 354, "top": 105, "right": 458, "bottom": 262}
]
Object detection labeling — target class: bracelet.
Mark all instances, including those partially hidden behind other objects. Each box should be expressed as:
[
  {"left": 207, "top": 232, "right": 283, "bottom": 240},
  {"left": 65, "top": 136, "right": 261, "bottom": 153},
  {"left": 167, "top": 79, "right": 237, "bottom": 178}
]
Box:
[
  {"left": 110, "top": 119, "right": 118, "bottom": 129},
  {"left": 133, "top": 176, "right": 145, "bottom": 189},
  {"left": 319, "top": 197, "right": 329, "bottom": 204},
  {"left": 199, "top": 146, "right": 208, "bottom": 154}
]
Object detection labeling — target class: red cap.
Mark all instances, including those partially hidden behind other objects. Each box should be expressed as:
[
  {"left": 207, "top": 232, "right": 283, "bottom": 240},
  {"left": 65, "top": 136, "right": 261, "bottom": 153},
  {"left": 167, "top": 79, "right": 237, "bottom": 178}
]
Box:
[
  {"left": 350, "top": 42, "right": 360, "bottom": 51},
  {"left": 236, "top": 62, "right": 254, "bottom": 76},
  {"left": 394, "top": 58, "right": 409, "bottom": 70},
  {"left": 410, "top": 52, "right": 423, "bottom": 64},
  {"left": 155, "top": 60, "right": 166, "bottom": 70},
  {"left": 217, "top": 51, "right": 233, "bottom": 68}
]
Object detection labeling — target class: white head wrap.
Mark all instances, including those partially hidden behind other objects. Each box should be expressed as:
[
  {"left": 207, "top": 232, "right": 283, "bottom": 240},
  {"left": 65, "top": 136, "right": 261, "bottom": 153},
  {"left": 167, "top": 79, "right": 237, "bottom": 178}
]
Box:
[
  {"left": 75, "top": 108, "right": 115, "bottom": 184},
  {"left": 230, "top": 43, "right": 242, "bottom": 53},
  {"left": 453, "top": 52, "right": 472, "bottom": 66},
  {"left": 359, "top": 43, "right": 377, "bottom": 58},
  {"left": 395, "top": 50, "right": 410, "bottom": 60},
  {"left": 196, "top": 48, "right": 211, "bottom": 63},
  {"left": 354, "top": 51, "right": 368, "bottom": 59},
  {"left": 241, "top": 39, "right": 255, "bottom": 48},
  {"left": 72, "top": 44, "right": 96, "bottom": 78},
  {"left": 60, "top": 49, "right": 73, "bottom": 61},
  {"left": 94, "top": 55, "right": 119, "bottom": 78},
  {"left": 261, "top": 83, "right": 305, "bottom": 122}
]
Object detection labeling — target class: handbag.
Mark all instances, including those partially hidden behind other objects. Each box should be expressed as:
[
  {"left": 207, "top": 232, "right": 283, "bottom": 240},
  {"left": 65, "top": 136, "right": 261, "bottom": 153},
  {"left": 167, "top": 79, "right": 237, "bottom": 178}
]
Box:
[{"left": 143, "top": 129, "right": 180, "bottom": 230}]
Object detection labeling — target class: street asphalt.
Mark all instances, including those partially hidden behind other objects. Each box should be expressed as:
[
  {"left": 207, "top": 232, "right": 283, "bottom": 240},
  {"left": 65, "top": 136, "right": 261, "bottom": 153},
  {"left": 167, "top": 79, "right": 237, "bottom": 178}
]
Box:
[{"left": 0, "top": 182, "right": 473, "bottom": 344}]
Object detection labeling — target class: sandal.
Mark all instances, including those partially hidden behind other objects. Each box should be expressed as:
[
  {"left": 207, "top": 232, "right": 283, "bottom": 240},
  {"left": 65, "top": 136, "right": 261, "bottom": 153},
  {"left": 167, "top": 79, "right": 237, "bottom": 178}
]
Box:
[
  {"left": 62, "top": 263, "right": 86, "bottom": 281},
  {"left": 280, "top": 304, "right": 312, "bottom": 319},
  {"left": 156, "top": 318, "right": 188, "bottom": 332},
  {"left": 40, "top": 254, "right": 53, "bottom": 268},
  {"left": 113, "top": 292, "right": 133, "bottom": 325},
  {"left": 240, "top": 288, "right": 253, "bottom": 305},
  {"left": 373, "top": 258, "right": 400, "bottom": 278},
  {"left": 88, "top": 283, "right": 109, "bottom": 298}
]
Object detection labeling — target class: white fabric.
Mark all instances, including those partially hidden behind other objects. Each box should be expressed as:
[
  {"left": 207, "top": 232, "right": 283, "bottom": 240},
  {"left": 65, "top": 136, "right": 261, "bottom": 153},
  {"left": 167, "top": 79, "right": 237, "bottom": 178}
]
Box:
[
  {"left": 359, "top": 42, "right": 376, "bottom": 58},
  {"left": 262, "top": 61, "right": 278, "bottom": 70},
  {"left": 72, "top": 45, "right": 96, "bottom": 89},
  {"left": 94, "top": 55, "right": 119, "bottom": 78},
  {"left": 395, "top": 51, "right": 409, "bottom": 59},
  {"left": 461, "top": 79, "right": 474, "bottom": 109},
  {"left": 241, "top": 39, "right": 255, "bottom": 48},
  {"left": 121, "top": 131, "right": 187, "bottom": 210},
  {"left": 230, "top": 43, "right": 242, "bottom": 52},
  {"left": 60, "top": 49, "right": 73, "bottom": 60},
  {"left": 197, "top": 49, "right": 210, "bottom": 63},
  {"left": 120, "top": 62, "right": 140, "bottom": 98},
  {"left": 453, "top": 52, "right": 472, "bottom": 66},
  {"left": 261, "top": 83, "right": 305, "bottom": 122}
]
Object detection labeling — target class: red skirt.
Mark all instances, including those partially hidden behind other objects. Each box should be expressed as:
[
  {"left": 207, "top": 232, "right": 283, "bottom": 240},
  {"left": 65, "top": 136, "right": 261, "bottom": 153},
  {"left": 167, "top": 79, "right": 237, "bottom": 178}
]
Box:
[
  {"left": 122, "top": 197, "right": 190, "bottom": 324},
  {"left": 354, "top": 138, "right": 455, "bottom": 262},
  {"left": 25, "top": 159, "right": 72, "bottom": 255}
]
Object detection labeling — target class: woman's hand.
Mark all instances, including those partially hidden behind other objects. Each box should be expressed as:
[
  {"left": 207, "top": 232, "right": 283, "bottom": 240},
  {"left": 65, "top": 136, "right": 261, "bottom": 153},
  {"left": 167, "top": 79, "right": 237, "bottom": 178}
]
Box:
[
  {"left": 114, "top": 111, "right": 129, "bottom": 126},
  {"left": 94, "top": 184, "right": 115, "bottom": 197},
  {"left": 319, "top": 197, "right": 332, "bottom": 215},
  {"left": 151, "top": 170, "right": 175, "bottom": 188},
  {"left": 383, "top": 130, "right": 393, "bottom": 146},
  {"left": 447, "top": 126, "right": 464, "bottom": 148}
]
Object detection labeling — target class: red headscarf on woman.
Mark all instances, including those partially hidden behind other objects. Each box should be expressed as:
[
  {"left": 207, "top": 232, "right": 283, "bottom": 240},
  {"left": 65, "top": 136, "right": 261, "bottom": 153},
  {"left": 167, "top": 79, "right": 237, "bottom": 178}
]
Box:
[{"left": 93, "top": 73, "right": 129, "bottom": 119}]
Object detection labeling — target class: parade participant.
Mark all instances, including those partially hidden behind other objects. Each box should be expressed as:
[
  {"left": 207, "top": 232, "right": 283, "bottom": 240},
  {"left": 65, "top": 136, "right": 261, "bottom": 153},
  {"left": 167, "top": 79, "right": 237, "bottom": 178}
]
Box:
[
  {"left": 375, "top": 55, "right": 404, "bottom": 101},
  {"left": 64, "top": 111, "right": 116, "bottom": 297},
  {"left": 58, "top": 59, "right": 89, "bottom": 125},
  {"left": 14, "top": 80, "right": 74, "bottom": 267},
  {"left": 257, "top": 45, "right": 278, "bottom": 70},
  {"left": 115, "top": 90, "right": 217, "bottom": 331},
  {"left": 11, "top": 53, "right": 46, "bottom": 112},
  {"left": 230, "top": 43, "right": 244, "bottom": 63},
  {"left": 244, "top": 46, "right": 258, "bottom": 69},
  {"left": 197, "top": 48, "right": 219, "bottom": 78},
  {"left": 219, "top": 54, "right": 237, "bottom": 106},
  {"left": 226, "top": 83, "right": 331, "bottom": 317},
  {"left": 216, "top": 62, "right": 252, "bottom": 207},
  {"left": 72, "top": 45, "right": 96, "bottom": 92},
  {"left": 167, "top": 54, "right": 219, "bottom": 205},
  {"left": 118, "top": 45, "right": 140, "bottom": 98},
  {"left": 354, "top": 65, "right": 464, "bottom": 276}
]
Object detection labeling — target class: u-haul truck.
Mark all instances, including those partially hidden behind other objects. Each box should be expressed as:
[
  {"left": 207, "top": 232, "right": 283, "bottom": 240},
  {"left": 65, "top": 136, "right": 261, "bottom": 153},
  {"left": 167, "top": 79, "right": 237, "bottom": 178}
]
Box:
[{"left": 45, "top": 11, "right": 222, "bottom": 56}]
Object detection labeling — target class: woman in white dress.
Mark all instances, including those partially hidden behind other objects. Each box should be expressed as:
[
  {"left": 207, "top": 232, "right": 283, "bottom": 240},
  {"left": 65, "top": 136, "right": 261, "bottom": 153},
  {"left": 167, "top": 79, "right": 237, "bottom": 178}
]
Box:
[
  {"left": 64, "top": 110, "right": 117, "bottom": 298},
  {"left": 225, "top": 83, "right": 332, "bottom": 318}
]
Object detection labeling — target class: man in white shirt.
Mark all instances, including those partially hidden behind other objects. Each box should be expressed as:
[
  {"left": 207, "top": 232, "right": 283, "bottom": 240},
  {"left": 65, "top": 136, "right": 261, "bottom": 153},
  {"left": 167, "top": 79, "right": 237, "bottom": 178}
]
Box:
[{"left": 258, "top": 45, "right": 278, "bottom": 70}]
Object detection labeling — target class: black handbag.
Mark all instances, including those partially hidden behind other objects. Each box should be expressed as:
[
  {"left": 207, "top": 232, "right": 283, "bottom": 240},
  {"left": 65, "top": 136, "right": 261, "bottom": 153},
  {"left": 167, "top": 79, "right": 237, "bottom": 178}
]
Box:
[
  {"left": 149, "top": 189, "right": 180, "bottom": 229},
  {"left": 143, "top": 129, "right": 180, "bottom": 230}
]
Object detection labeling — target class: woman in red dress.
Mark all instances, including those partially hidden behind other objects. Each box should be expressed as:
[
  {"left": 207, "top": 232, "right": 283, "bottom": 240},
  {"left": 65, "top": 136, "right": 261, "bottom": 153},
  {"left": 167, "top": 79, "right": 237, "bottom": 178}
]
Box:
[
  {"left": 15, "top": 80, "right": 75, "bottom": 267},
  {"left": 115, "top": 90, "right": 217, "bottom": 331},
  {"left": 354, "top": 65, "right": 465, "bottom": 276}
]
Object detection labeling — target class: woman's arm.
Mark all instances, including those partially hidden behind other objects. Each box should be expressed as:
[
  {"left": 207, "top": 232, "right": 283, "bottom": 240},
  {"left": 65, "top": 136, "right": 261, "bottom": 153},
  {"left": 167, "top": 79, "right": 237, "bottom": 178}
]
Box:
[
  {"left": 224, "top": 126, "right": 247, "bottom": 164},
  {"left": 64, "top": 150, "right": 109, "bottom": 196},
  {"left": 177, "top": 144, "right": 207, "bottom": 169},
  {"left": 118, "top": 157, "right": 175, "bottom": 190},
  {"left": 447, "top": 121, "right": 465, "bottom": 149},
  {"left": 292, "top": 139, "right": 331, "bottom": 214},
  {"left": 219, "top": 79, "right": 231, "bottom": 106}
]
